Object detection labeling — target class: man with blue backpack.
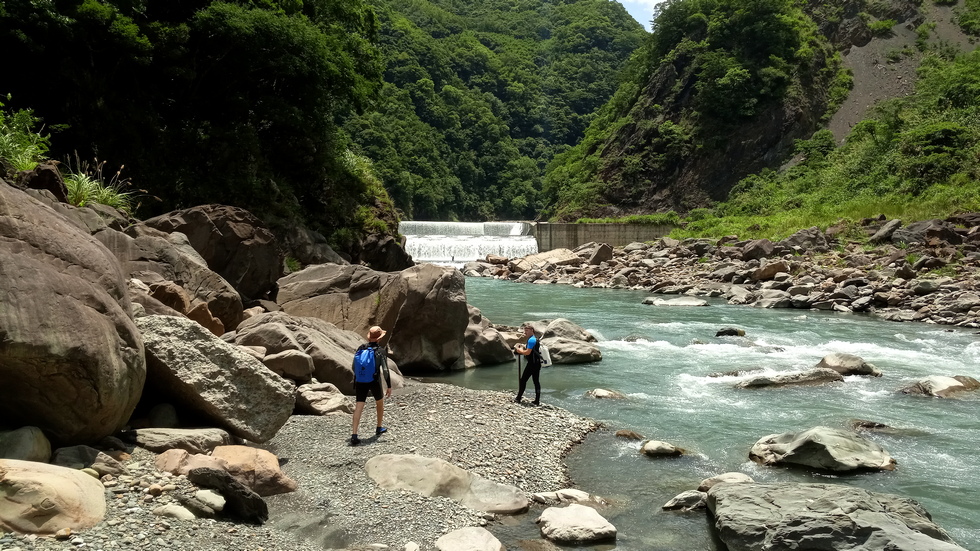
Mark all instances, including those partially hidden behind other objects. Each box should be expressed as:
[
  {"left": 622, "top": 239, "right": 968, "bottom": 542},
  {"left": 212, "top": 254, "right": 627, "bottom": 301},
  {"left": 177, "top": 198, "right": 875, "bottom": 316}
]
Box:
[{"left": 350, "top": 325, "right": 392, "bottom": 446}]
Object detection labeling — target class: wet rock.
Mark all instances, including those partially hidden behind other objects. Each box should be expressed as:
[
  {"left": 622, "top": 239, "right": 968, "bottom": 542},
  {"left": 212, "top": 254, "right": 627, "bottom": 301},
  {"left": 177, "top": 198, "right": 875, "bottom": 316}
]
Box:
[
  {"left": 815, "top": 352, "right": 882, "bottom": 377},
  {"left": 708, "top": 483, "right": 966, "bottom": 551},
  {"left": 662, "top": 490, "right": 706, "bottom": 511},
  {"left": 737, "top": 368, "right": 844, "bottom": 388},
  {"left": 640, "top": 440, "right": 684, "bottom": 457},
  {"left": 900, "top": 375, "right": 980, "bottom": 397},
  {"left": 749, "top": 426, "right": 896, "bottom": 472},
  {"left": 537, "top": 503, "right": 616, "bottom": 544}
]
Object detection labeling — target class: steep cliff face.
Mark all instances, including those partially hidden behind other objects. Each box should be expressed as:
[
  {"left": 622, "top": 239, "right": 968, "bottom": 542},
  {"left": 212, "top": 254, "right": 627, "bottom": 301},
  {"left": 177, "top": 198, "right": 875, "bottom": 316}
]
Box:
[{"left": 549, "top": 0, "right": 926, "bottom": 219}]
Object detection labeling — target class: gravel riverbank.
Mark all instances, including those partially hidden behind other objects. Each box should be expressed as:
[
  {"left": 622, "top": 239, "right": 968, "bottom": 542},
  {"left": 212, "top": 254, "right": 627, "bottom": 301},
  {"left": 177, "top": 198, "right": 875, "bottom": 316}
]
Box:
[{"left": 2, "top": 382, "right": 599, "bottom": 551}]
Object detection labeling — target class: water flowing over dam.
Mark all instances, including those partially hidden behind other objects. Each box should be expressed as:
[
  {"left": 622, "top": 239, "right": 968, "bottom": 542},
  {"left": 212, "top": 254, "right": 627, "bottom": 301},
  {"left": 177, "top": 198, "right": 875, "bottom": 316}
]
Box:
[{"left": 400, "top": 221, "right": 538, "bottom": 267}]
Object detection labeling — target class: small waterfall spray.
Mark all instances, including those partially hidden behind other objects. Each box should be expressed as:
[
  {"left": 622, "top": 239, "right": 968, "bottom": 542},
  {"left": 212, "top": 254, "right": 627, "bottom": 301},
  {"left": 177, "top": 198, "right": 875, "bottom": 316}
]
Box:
[{"left": 401, "top": 221, "right": 537, "bottom": 267}]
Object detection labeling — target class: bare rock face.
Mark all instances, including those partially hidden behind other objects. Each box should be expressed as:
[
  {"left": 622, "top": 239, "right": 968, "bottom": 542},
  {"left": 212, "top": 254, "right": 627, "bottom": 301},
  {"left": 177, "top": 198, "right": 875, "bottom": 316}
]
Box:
[
  {"left": 707, "top": 483, "right": 967, "bottom": 551},
  {"left": 0, "top": 182, "right": 145, "bottom": 445},
  {"left": 749, "top": 426, "right": 896, "bottom": 472},
  {"left": 97, "top": 224, "right": 244, "bottom": 330},
  {"left": 143, "top": 205, "right": 283, "bottom": 301},
  {"left": 278, "top": 263, "right": 469, "bottom": 373},
  {"left": 0, "top": 459, "right": 107, "bottom": 534},
  {"left": 15, "top": 161, "right": 68, "bottom": 203},
  {"left": 365, "top": 454, "right": 528, "bottom": 515},
  {"left": 356, "top": 233, "right": 414, "bottom": 272},
  {"left": 136, "top": 315, "right": 295, "bottom": 443},
  {"left": 234, "top": 311, "right": 404, "bottom": 394}
]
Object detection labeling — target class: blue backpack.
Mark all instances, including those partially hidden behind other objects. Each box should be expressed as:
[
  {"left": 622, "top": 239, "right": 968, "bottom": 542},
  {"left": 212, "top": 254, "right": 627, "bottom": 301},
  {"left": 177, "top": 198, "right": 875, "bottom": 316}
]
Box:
[{"left": 353, "top": 345, "right": 377, "bottom": 383}]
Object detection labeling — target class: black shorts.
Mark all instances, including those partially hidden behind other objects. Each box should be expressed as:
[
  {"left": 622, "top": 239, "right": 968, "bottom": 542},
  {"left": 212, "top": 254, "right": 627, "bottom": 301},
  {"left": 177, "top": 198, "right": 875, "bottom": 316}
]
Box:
[{"left": 354, "top": 380, "right": 383, "bottom": 402}]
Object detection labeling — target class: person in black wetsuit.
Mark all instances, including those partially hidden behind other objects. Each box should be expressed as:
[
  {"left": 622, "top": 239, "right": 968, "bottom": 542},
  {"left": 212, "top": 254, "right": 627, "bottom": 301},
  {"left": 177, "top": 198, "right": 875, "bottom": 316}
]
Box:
[
  {"left": 350, "top": 325, "right": 392, "bottom": 446},
  {"left": 514, "top": 324, "right": 542, "bottom": 405}
]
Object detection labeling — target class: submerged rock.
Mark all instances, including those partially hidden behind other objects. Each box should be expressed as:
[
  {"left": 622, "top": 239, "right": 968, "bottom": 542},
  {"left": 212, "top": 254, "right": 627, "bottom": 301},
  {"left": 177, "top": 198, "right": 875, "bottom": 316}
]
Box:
[{"left": 737, "top": 368, "right": 844, "bottom": 388}]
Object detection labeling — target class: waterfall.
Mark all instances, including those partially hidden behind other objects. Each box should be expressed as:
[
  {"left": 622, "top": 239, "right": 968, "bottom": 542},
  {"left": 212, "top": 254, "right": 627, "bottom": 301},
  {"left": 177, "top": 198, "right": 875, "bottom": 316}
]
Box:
[{"left": 401, "top": 221, "right": 537, "bottom": 267}]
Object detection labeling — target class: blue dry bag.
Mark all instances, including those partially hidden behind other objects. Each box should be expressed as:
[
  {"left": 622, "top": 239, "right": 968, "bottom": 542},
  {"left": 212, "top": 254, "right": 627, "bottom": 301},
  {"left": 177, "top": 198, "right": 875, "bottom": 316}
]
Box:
[{"left": 353, "top": 346, "right": 376, "bottom": 383}]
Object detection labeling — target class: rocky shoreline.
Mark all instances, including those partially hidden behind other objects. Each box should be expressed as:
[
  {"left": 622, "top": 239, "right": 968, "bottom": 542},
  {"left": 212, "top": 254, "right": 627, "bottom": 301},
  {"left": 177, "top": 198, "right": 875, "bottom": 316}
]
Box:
[
  {"left": 464, "top": 218, "right": 980, "bottom": 328},
  {"left": 1, "top": 382, "right": 599, "bottom": 551}
]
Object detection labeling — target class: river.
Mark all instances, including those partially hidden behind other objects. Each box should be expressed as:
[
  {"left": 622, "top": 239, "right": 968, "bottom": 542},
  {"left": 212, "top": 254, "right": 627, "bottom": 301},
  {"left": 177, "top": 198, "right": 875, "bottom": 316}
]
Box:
[{"left": 424, "top": 277, "right": 980, "bottom": 550}]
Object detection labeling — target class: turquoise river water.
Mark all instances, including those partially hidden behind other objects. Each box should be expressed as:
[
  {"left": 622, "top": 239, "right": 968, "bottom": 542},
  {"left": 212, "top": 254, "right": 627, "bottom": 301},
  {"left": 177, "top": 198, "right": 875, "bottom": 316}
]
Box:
[{"left": 424, "top": 277, "right": 980, "bottom": 550}]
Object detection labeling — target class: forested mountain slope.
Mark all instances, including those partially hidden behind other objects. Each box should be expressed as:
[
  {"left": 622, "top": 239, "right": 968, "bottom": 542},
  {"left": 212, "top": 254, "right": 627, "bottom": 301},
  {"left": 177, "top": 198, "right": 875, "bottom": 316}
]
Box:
[
  {"left": 543, "top": 0, "right": 977, "bottom": 222},
  {"left": 343, "top": 0, "right": 645, "bottom": 221}
]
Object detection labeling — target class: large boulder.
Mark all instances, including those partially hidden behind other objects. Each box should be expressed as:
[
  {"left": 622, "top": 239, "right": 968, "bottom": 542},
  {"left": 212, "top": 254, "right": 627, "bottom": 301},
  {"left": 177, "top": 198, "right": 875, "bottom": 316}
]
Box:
[
  {"left": 356, "top": 233, "right": 414, "bottom": 272},
  {"left": 0, "top": 459, "right": 107, "bottom": 534},
  {"left": 749, "top": 426, "right": 896, "bottom": 472},
  {"left": 463, "top": 305, "right": 514, "bottom": 368},
  {"left": 365, "top": 454, "right": 528, "bottom": 514},
  {"left": 136, "top": 315, "right": 295, "bottom": 443},
  {"left": 0, "top": 182, "right": 145, "bottom": 445},
  {"left": 509, "top": 249, "right": 584, "bottom": 273},
  {"left": 778, "top": 227, "right": 829, "bottom": 253},
  {"left": 0, "top": 427, "right": 51, "bottom": 462},
  {"left": 143, "top": 205, "right": 283, "bottom": 301},
  {"left": 741, "top": 239, "right": 774, "bottom": 261},
  {"left": 537, "top": 318, "right": 597, "bottom": 343},
  {"left": 277, "top": 264, "right": 469, "bottom": 372},
  {"left": 891, "top": 219, "right": 962, "bottom": 246},
  {"left": 234, "top": 311, "right": 404, "bottom": 395},
  {"left": 707, "top": 483, "right": 966, "bottom": 551},
  {"left": 272, "top": 221, "right": 348, "bottom": 267},
  {"left": 97, "top": 224, "right": 244, "bottom": 330},
  {"left": 543, "top": 337, "right": 602, "bottom": 364}
]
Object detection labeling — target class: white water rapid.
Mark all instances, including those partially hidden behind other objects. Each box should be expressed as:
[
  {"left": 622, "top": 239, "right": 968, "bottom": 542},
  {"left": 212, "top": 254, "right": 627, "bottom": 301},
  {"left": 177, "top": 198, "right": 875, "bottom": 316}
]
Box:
[{"left": 401, "top": 221, "right": 537, "bottom": 267}]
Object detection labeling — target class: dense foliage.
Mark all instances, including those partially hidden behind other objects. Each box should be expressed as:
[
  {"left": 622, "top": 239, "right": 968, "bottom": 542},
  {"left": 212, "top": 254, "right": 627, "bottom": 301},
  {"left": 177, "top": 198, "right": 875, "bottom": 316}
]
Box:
[
  {"left": 0, "top": 99, "right": 50, "bottom": 173},
  {"left": 543, "top": 0, "right": 850, "bottom": 220},
  {"left": 0, "top": 0, "right": 392, "bottom": 244},
  {"left": 675, "top": 49, "right": 980, "bottom": 240},
  {"left": 343, "top": 0, "right": 645, "bottom": 221}
]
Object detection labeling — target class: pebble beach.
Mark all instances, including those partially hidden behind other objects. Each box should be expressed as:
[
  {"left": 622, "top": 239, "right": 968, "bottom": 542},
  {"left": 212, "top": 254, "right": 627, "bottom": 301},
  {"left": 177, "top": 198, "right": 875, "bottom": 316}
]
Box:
[{"left": 1, "top": 382, "right": 599, "bottom": 551}]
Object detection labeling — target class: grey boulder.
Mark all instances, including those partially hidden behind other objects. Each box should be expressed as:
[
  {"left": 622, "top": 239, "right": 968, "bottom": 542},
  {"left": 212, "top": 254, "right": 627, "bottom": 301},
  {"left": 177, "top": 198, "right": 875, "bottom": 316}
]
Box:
[
  {"left": 749, "top": 426, "right": 896, "bottom": 472},
  {"left": 137, "top": 315, "right": 295, "bottom": 443},
  {"left": 365, "top": 454, "right": 527, "bottom": 514},
  {"left": 708, "top": 482, "right": 966, "bottom": 551}
]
